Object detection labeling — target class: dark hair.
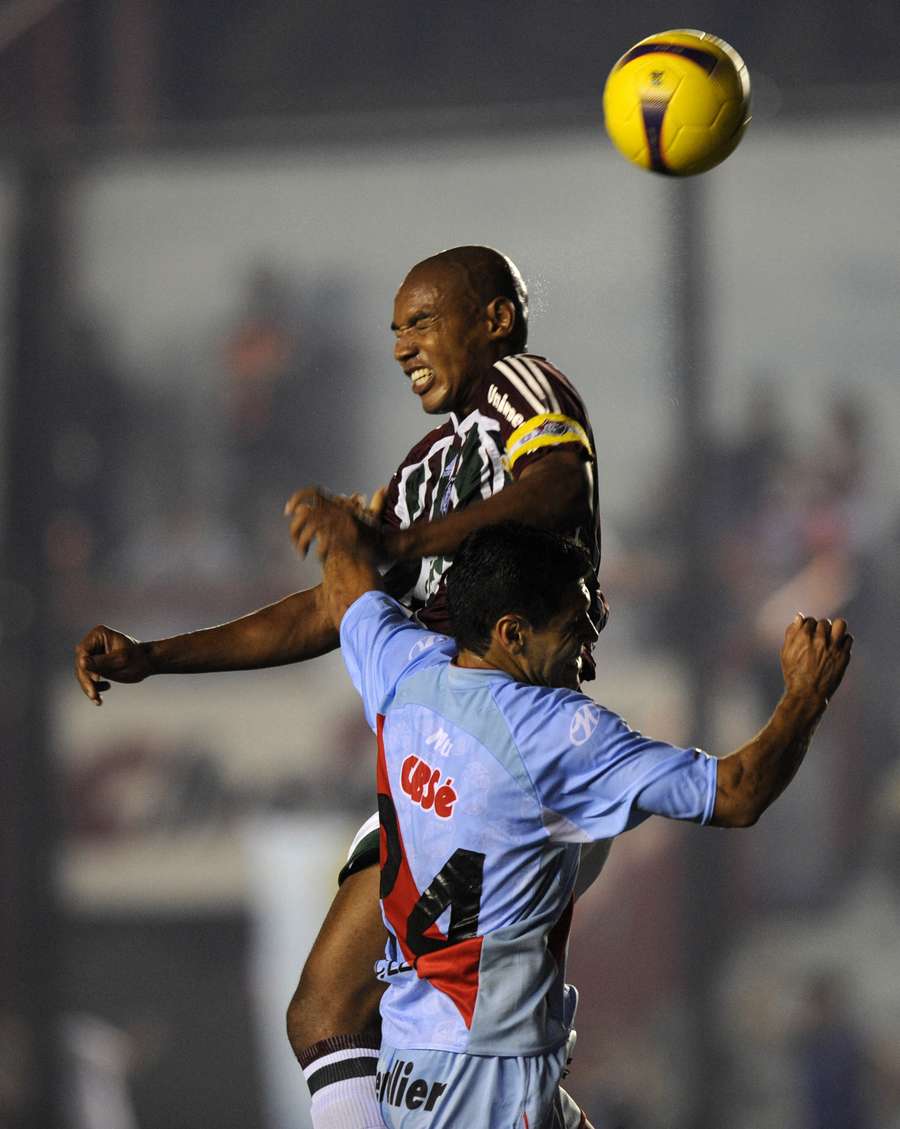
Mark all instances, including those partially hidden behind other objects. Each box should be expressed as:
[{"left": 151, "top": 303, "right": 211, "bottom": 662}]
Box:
[
  {"left": 446, "top": 522, "right": 591, "bottom": 654},
  {"left": 423, "top": 246, "right": 528, "bottom": 353}
]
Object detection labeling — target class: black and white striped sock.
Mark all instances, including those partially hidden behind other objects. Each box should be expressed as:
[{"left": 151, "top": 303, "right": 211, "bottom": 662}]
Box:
[{"left": 298, "top": 1033, "right": 382, "bottom": 1129}]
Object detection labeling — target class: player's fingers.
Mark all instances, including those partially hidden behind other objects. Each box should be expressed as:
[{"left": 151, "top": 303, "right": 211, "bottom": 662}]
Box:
[
  {"left": 283, "top": 489, "right": 304, "bottom": 516},
  {"left": 288, "top": 508, "right": 313, "bottom": 547},
  {"left": 289, "top": 498, "right": 330, "bottom": 531},
  {"left": 785, "top": 612, "right": 804, "bottom": 640},
  {"left": 283, "top": 486, "right": 324, "bottom": 516},
  {"left": 815, "top": 618, "right": 832, "bottom": 642},
  {"left": 331, "top": 492, "right": 364, "bottom": 514},
  {"left": 77, "top": 658, "right": 114, "bottom": 703},
  {"left": 830, "top": 618, "right": 848, "bottom": 644},
  {"left": 295, "top": 521, "right": 319, "bottom": 558},
  {"left": 369, "top": 485, "right": 388, "bottom": 517},
  {"left": 74, "top": 648, "right": 100, "bottom": 701},
  {"left": 291, "top": 509, "right": 324, "bottom": 557}
]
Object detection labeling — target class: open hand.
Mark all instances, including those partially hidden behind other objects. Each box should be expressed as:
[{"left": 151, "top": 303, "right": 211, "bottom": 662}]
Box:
[{"left": 74, "top": 625, "right": 154, "bottom": 705}]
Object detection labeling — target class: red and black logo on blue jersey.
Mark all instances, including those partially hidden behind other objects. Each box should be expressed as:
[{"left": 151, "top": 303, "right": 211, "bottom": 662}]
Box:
[{"left": 400, "top": 754, "right": 457, "bottom": 818}]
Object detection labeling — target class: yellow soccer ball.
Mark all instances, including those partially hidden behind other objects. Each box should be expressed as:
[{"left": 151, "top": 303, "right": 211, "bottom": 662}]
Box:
[{"left": 603, "top": 29, "right": 751, "bottom": 176}]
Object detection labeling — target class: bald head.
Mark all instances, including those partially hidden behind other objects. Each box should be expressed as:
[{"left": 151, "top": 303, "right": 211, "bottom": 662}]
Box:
[
  {"left": 411, "top": 246, "right": 528, "bottom": 354},
  {"left": 392, "top": 246, "right": 530, "bottom": 416}
]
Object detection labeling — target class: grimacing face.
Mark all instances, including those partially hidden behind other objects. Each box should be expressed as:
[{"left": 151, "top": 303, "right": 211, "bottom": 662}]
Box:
[
  {"left": 519, "top": 579, "right": 600, "bottom": 691},
  {"left": 391, "top": 262, "right": 510, "bottom": 416}
]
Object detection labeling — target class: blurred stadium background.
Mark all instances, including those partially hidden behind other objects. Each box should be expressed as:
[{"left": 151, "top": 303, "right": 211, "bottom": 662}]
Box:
[{"left": 2, "top": 2, "right": 900, "bottom": 1127}]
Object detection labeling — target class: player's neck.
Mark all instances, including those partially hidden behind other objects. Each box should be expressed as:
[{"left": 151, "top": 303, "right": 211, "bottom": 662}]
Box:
[
  {"left": 454, "top": 648, "right": 521, "bottom": 681},
  {"left": 454, "top": 351, "right": 512, "bottom": 417},
  {"left": 454, "top": 650, "right": 503, "bottom": 674}
]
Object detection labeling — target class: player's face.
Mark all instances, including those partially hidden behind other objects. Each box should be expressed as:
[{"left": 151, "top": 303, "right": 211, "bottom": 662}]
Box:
[
  {"left": 522, "top": 579, "right": 600, "bottom": 691},
  {"left": 391, "top": 263, "right": 497, "bottom": 416}
]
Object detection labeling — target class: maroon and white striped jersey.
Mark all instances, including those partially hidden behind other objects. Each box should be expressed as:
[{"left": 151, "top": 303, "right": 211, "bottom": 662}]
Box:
[{"left": 381, "top": 354, "right": 599, "bottom": 634}]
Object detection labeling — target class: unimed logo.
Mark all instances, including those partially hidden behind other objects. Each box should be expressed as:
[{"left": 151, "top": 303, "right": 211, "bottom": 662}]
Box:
[{"left": 487, "top": 383, "right": 525, "bottom": 429}]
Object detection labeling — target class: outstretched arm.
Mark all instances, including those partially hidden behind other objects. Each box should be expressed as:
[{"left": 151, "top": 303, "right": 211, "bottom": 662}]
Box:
[
  {"left": 711, "top": 615, "right": 853, "bottom": 827},
  {"left": 75, "top": 585, "right": 337, "bottom": 705},
  {"left": 74, "top": 489, "right": 391, "bottom": 705}
]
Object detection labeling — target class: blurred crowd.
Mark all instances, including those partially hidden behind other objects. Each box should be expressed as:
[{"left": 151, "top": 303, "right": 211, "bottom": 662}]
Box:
[{"left": 48, "top": 262, "right": 363, "bottom": 636}]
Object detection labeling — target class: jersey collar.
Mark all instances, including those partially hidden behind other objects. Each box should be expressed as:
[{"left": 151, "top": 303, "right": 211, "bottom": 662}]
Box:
[{"left": 448, "top": 660, "right": 512, "bottom": 685}]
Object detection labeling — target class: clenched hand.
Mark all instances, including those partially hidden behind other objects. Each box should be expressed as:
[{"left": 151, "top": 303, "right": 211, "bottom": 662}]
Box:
[
  {"left": 781, "top": 614, "right": 853, "bottom": 705},
  {"left": 74, "top": 625, "right": 154, "bottom": 705}
]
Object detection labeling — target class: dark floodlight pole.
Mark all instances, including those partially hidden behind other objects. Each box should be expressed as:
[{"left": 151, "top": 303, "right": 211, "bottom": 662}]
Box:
[
  {"left": 1, "top": 7, "right": 156, "bottom": 1126},
  {"left": 1, "top": 152, "right": 67, "bottom": 1129},
  {"left": 669, "top": 174, "right": 729, "bottom": 1129}
]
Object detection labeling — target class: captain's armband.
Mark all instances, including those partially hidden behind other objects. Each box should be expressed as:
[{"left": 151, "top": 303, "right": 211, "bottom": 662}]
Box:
[{"left": 505, "top": 413, "right": 593, "bottom": 473}]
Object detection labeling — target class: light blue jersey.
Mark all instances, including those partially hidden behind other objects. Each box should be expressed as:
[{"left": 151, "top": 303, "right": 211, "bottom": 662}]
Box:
[{"left": 340, "top": 591, "right": 717, "bottom": 1062}]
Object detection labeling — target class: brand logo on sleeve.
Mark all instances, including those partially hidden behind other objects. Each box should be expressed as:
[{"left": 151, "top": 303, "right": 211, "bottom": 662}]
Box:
[
  {"left": 400, "top": 755, "right": 457, "bottom": 818},
  {"left": 408, "top": 634, "right": 441, "bottom": 660},
  {"left": 569, "top": 703, "right": 602, "bottom": 746}
]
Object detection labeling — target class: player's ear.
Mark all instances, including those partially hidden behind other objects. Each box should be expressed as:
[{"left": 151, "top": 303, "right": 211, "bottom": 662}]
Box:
[
  {"left": 496, "top": 613, "right": 527, "bottom": 655},
  {"left": 486, "top": 296, "right": 516, "bottom": 343}
]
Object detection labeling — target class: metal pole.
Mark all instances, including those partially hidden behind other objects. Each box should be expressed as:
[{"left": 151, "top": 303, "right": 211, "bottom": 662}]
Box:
[
  {"left": 669, "top": 174, "right": 732, "bottom": 1129},
  {"left": 1, "top": 151, "right": 68, "bottom": 1129}
]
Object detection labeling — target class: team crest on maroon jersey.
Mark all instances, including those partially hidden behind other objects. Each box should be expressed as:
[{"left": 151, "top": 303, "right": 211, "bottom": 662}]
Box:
[{"left": 437, "top": 453, "right": 460, "bottom": 515}]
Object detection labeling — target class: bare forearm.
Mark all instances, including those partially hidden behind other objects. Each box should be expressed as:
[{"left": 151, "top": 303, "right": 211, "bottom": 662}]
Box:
[
  {"left": 144, "top": 586, "right": 338, "bottom": 674},
  {"left": 322, "top": 549, "right": 384, "bottom": 629},
  {"left": 711, "top": 690, "right": 826, "bottom": 827},
  {"left": 386, "top": 453, "right": 590, "bottom": 561}
]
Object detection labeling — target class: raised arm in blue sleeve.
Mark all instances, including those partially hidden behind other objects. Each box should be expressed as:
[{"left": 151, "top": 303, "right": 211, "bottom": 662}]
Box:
[
  {"left": 506, "top": 687, "right": 718, "bottom": 841},
  {"left": 339, "top": 591, "right": 456, "bottom": 730}
]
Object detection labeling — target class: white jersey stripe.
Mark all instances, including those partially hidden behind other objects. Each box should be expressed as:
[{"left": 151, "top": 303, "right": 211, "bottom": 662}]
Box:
[
  {"left": 438, "top": 436, "right": 458, "bottom": 514},
  {"left": 394, "top": 434, "right": 455, "bottom": 528},
  {"left": 487, "top": 431, "right": 507, "bottom": 494},
  {"left": 301, "top": 1046, "right": 379, "bottom": 1084},
  {"left": 506, "top": 355, "right": 547, "bottom": 407},
  {"left": 520, "top": 356, "right": 561, "bottom": 414},
  {"left": 494, "top": 359, "right": 546, "bottom": 416},
  {"left": 345, "top": 811, "right": 380, "bottom": 860}
]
